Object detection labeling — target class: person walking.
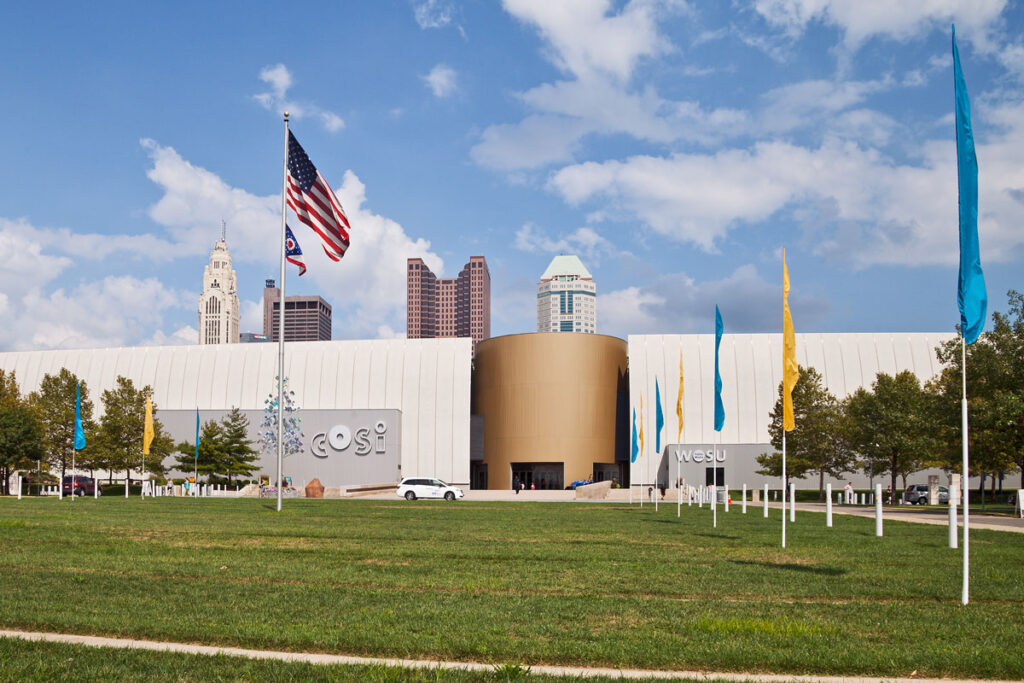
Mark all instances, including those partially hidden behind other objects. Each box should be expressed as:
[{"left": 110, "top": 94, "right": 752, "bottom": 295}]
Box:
[{"left": 513, "top": 476, "right": 521, "bottom": 494}]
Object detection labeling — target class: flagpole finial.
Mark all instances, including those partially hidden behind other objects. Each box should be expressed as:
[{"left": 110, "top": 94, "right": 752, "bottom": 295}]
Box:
[{"left": 284, "top": 111, "right": 289, "bottom": 120}]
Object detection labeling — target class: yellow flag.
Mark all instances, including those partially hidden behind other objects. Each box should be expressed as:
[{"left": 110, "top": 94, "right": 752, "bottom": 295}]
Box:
[
  {"left": 143, "top": 396, "right": 154, "bottom": 455},
  {"left": 782, "top": 250, "right": 799, "bottom": 432},
  {"left": 676, "top": 350, "right": 684, "bottom": 441},
  {"left": 639, "top": 393, "right": 645, "bottom": 458}
]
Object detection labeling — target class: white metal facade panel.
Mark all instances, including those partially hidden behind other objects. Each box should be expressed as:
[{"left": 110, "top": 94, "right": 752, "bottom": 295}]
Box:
[
  {"left": 0, "top": 338, "right": 472, "bottom": 485},
  {"left": 628, "top": 332, "right": 956, "bottom": 485}
]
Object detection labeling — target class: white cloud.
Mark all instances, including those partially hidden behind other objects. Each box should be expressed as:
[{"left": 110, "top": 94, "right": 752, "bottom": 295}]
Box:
[
  {"left": 145, "top": 325, "right": 198, "bottom": 347},
  {"left": 758, "top": 77, "right": 892, "bottom": 134},
  {"left": 143, "top": 139, "right": 281, "bottom": 263},
  {"left": 0, "top": 276, "right": 192, "bottom": 351},
  {"left": 253, "top": 63, "right": 344, "bottom": 132},
  {"left": 141, "top": 139, "right": 444, "bottom": 339},
  {"left": 599, "top": 265, "right": 829, "bottom": 337},
  {"left": 514, "top": 223, "right": 613, "bottom": 262},
  {"left": 413, "top": 0, "right": 453, "bottom": 29},
  {"left": 753, "top": 0, "right": 1007, "bottom": 50},
  {"left": 423, "top": 64, "right": 458, "bottom": 98},
  {"left": 550, "top": 95, "right": 1024, "bottom": 268},
  {"left": 502, "top": 0, "right": 681, "bottom": 81}
]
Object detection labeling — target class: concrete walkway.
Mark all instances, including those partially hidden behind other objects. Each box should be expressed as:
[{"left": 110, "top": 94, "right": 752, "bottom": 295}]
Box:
[{"left": 1, "top": 629, "right": 1016, "bottom": 683}]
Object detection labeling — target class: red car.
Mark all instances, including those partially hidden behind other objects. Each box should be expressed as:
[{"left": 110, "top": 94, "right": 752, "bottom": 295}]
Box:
[{"left": 62, "top": 476, "right": 99, "bottom": 496}]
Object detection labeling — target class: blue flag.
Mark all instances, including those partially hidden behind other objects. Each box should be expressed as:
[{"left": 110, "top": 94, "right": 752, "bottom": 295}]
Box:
[
  {"left": 953, "top": 25, "right": 987, "bottom": 345},
  {"left": 714, "top": 305, "right": 725, "bottom": 432},
  {"left": 73, "top": 382, "right": 86, "bottom": 450},
  {"left": 655, "top": 379, "right": 664, "bottom": 456},
  {"left": 630, "top": 407, "right": 638, "bottom": 463}
]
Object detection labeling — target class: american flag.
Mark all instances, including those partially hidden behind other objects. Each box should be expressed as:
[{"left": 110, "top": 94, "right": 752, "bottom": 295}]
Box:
[
  {"left": 284, "top": 224, "right": 306, "bottom": 276},
  {"left": 286, "top": 131, "right": 351, "bottom": 261}
]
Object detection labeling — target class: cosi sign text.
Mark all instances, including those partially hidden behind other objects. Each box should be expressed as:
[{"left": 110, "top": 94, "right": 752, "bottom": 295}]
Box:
[{"left": 311, "top": 420, "right": 388, "bottom": 458}]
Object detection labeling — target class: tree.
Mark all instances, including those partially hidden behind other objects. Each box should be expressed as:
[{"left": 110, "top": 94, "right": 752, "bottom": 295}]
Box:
[
  {"left": 219, "top": 408, "right": 259, "bottom": 484},
  {"left": 174, "top": 420, "right": 226, "bottom": 481},
  {"left": 32, "top": 369, "right": 96, "bottom": 480},
  {"left": 95, "top": 377, "right": 173, "bottom": 484},
  {"left": 846, "top": 371, "right": 934, "bottom": 498},
  {"left": 928, "top": 290, "right": 1024, "bottom": 489},
  {"left": 757, "top": 366, "right": 854, "bottom": 499},
  {"left": 0, "top": 406, "right": 43, "bottom": 495}
]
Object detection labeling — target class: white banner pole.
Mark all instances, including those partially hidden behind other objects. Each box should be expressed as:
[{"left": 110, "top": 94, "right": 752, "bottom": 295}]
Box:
[
  {"left": 826, "top": 483, "right": 832, "bottom": 527},
  {"left": 961, "top": 337, "right": 970, "bottom": 605},
  {"left": 875, "top": 483, "right": 884, "bottom": 536},
  {"left": 782, "top": 432, "right": 787, "bottom": 548}
]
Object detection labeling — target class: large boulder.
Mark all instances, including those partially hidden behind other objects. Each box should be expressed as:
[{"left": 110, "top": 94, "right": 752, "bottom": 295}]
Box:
[{"left": 305, "top": 478, "right": 325, "bottom": 498}]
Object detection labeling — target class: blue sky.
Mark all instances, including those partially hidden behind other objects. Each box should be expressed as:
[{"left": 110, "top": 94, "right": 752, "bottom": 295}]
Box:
[{"left": 1, "top": 0, "right": 1023, "bottom": 350}]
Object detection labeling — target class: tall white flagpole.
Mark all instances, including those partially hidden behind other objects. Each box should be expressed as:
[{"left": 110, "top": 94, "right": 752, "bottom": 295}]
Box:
[
  {"left": 961, "top": 337, "right": 970, "bottom": 605},
  {"left": 782, "top": 432, "right": 787, "bottom": 548},
  {"left": 276, "top": 113, "right": 290, "bottom": 513}
]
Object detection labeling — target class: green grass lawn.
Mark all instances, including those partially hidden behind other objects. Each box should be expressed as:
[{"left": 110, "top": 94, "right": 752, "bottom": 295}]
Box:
[{"left": 0, "top": 497, "right": 1021, "bottom": 679}]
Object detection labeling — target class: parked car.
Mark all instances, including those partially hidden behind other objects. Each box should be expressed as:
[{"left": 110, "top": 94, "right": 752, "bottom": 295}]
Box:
[
  {"left": 396, "top": 478, "right": 464, "bottom": 501},
  {"left": 904, "top": 484, "right": 949, "bottom": 505},
  {"left": 61, "top": 476, "right": 99, "bottom": 497}
]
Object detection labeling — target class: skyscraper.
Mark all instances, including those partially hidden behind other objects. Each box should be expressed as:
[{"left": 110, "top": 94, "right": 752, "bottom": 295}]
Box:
[
  {"left": 263, "top": 280, "right": 332, "bottom": 342},
  {"left": 407, "top": 256, "right": 490, "bottom": 350},
  {"left": 198, "top": 232, "right": 240, "bottom": 345},
  {"left": 537, "top": 255, "right": 596, "bottom": 334}
]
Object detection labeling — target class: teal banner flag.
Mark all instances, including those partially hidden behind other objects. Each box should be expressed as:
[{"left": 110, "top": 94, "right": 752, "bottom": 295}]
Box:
[
  {"left": 73, "top": 382, "right": 86, "bottom": 450},
  {"left": 953, "top": 25, "right": 987, "bottom": 344},
  {"left": 714, "top": 305, "right": 725, "bottom": 431},
  {"left": 655, "top": 379, "right": 664, "bottom": 456},
  {"left": 630, "top": 407, "right": 638, "bottom": 463}
]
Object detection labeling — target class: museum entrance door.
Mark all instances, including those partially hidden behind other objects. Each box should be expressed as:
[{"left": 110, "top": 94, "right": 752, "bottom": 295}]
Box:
[{"left": 510, "top": 462, "right": 564, "bottom": 490}]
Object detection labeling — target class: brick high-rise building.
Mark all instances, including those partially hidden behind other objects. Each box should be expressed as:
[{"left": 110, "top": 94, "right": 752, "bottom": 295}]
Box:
[
  {"left": 262, "top": 279, "right": 332, "bottom": 342},
  {"left": 407, "top": 256, "right": 490, "bottom": 351}
]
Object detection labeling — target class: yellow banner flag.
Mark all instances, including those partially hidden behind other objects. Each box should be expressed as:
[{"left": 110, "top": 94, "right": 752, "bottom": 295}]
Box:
[
  {"left": 639, "top": 393, "right": 645, "bottom": 458},
  {"left": 143, "top": 396, "right": 154, "bottom": 455},
  {"left": 782, "top": 251, "right": 799, "bottom": 432},
  {"left": 676, "top": 350, "right": 684, "bottom": 442}
]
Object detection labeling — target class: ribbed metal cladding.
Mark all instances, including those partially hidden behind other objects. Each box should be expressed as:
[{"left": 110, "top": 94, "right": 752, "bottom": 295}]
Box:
[{"left": 472, "top": 333, "right": 627, "bottom": 490}]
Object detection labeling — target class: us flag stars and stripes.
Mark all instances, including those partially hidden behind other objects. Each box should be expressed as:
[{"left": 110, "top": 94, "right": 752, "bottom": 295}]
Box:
[
  {"left": 284, "top": 224, "right": 306, "bottom": 276},
  {"left": 286, "top": 130, "right": 351, "bottom": 261}
]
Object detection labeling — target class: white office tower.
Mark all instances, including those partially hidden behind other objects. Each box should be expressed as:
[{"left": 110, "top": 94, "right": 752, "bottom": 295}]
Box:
[
  {"left": 537, "top": 255, "right": 597, "bottom": 334},
  {"left": 198, "top": 231, "right": 240, "bottom": 345}
]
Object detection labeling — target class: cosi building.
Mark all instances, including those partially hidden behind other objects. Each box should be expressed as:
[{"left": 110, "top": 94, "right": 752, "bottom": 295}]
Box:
[{"left": 0, "top": 331, "right": 974, "bottom": 491}]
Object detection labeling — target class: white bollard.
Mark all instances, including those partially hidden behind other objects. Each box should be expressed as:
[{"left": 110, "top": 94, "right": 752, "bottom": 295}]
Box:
[
  {"left": 17, "top": 475, "right": 22, "bottom": 500},
  {"left": 826, "top": 483, "right": 833, "bottom": 527},
  {"left": 875, "top": 483, "right": 883, "bottom": 537},
  {"left": 763, "top": 484, "right": 769, "bottom": 517},
  {"left": 789, "top": 483, "right": 796, "bottom": 522},
  {"left": 94, "top": 480, "right": 98, "bottom": 499},
  {"left": 725, "top": 484, "right": 730, "bottom": 512},
  {"left": 711, "top": 484, "right": 717, "bottom": 528},
  {"left": 125, "top": 479, "right": 129, "bottom": 498},
  {"left": 949, "top": 501, "right": 958, "bottom": 549},
  {"left": 59, "top": 478, "right": 63, "bottom": 500},
  {"left": 742, "top": 484, "right": 747, "bottom": 514}
]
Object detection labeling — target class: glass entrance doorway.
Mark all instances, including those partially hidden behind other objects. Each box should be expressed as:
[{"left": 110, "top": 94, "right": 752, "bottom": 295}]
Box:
[
  {"left": 510, "top": 463, "right": 564, "bottom": 490},
  {"left": 705, "top": 467, "right": 724, "bottom": 486}
]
